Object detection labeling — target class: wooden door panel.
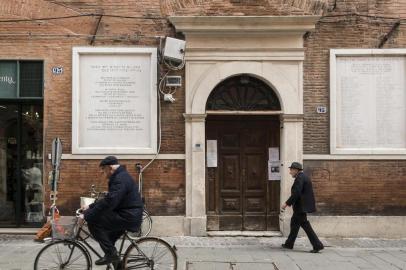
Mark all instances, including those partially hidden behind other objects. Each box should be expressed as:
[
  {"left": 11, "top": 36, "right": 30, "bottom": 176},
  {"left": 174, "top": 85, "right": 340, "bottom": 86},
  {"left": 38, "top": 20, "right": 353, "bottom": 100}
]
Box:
[
  {"left": 245, "top": 197, "right": 266, "bottom": 213},
  {"left": 267, "top": 181, "right": 280, "bottom": 230},
  {"left": 207, "top": 215, "right": 219, "bottom": 231},
  {"left": 220, "top": 155, "right": 240, "bottom": 191},
  {"left": 206, "top": 116, "right": 280, "bottom": 231},
  {"left": 267, "top": 215, "right": 279, "bottom": 230},
  {"left": 221, "top": 133, "right": 240, "bottom": 148},
  {"left": 244, "top": 216, "right": 266, "bottom": 230},
  {"left": 207, "top": 167, "right": 216, "bottom": 213},
  {"left": 221, "top": 197, "right": 241, "bottom": 213},
  {"left": 244, "top": 154, "right": 265, "bottom": 191},
  {"left": 244, "top": 130, "right": 267, "bottom": 148},
  {"left": 219, "top": 216, "right": 242, "bottom": 231}
]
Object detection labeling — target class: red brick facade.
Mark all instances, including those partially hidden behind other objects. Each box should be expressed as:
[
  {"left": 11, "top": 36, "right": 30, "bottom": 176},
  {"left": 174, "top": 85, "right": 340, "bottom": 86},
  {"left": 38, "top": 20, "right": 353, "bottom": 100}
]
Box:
[
  {"left": 306, "top": 160, "right": 406, "bottom": 215},
  {"left": 0, "top": 0, "right": 405, "bottom": 218}
]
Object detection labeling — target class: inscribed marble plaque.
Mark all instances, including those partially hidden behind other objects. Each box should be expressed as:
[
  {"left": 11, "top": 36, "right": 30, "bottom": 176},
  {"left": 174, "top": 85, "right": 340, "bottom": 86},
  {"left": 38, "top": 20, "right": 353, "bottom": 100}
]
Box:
[
  {"left": 72, "top": 48, "right": 157, "bottom": 154},
  {"left": 336, "top": 56, "right": 406, "bottom": 150}
]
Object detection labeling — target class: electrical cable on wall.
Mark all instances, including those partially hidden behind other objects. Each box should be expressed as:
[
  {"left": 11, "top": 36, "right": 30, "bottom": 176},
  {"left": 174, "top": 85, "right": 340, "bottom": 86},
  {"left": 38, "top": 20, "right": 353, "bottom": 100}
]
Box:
[
  {"left": 137, "top": 69, "right": 168, "bottom": 180},
  {"left": 139, "top": 36, "right": 186, "bottom": 174},
  {"left": 163, "top": 56, "right": 185, "bottom": 71}
]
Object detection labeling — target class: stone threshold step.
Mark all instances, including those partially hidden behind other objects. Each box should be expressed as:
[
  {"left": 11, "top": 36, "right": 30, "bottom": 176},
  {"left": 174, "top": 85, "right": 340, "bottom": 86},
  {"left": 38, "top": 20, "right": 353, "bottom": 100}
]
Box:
[
  {"left": 207, "top": 231, "right": 282, "bottom": 237},
  {"left": 0, "top": 228, "right": 38, "bottom": 234}
]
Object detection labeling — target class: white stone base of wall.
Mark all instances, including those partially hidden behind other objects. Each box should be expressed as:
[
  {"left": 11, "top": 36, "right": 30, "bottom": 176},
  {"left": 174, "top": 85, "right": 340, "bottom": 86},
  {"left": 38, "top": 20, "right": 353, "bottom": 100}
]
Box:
[
  {"left": 280, "top": 215, "right": 406, "bottom": 239},
  {"left": 1, "top": 216, "right": 404, "bottom": 238},
  {"left": 151, "top": 216, "right": 406, "bottom": 238}
]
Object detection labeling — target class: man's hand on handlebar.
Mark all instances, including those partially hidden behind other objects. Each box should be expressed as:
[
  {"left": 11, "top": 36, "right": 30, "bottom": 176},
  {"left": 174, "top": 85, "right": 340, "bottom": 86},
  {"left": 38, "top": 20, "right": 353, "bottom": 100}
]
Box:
[{"left": 76, "top": 208, "right": 85, "bottom": 221}]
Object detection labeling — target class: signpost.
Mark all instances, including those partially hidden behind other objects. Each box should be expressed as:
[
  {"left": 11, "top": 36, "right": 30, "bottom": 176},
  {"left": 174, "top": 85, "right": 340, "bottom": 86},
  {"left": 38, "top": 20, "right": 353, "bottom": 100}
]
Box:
[{"left": 50, "top": 138, "right": 62, "bottom": 219}]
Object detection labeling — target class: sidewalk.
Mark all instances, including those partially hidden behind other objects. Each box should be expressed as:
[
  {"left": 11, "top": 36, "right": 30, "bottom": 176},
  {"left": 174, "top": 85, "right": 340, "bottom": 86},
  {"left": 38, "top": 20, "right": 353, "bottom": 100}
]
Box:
[{"left": 0, "top": 235, "right": 405, "bottom": 270}]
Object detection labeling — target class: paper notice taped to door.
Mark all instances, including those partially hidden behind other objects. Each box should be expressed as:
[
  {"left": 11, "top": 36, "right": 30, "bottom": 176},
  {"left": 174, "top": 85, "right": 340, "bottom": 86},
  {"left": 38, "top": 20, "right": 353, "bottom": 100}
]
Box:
[
  {"left": 268, "top": 160, "right": 281, "bottom": 181},
  {"left": 206, "top": 140, "right": 217, "bottom": 167},
  {"left": 269, "top": 147, "right": 279, "bottom": 161}
]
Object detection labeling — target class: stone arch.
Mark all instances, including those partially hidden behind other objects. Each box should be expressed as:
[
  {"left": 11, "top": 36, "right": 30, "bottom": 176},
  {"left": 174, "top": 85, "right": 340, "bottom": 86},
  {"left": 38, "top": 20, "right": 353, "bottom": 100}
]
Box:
[
  {"left": 206, "top": 74, "right": 281, "bottom": 111},
  {"left": 190, "top": 61, "right": 302, "bottom": 115}
]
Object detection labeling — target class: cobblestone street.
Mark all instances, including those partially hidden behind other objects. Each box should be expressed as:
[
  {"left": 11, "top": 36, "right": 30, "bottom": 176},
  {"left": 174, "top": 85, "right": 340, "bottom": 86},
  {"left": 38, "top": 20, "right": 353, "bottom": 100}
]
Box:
[{"left": 0, "top": 235, "right": 405, "bottom": 270}]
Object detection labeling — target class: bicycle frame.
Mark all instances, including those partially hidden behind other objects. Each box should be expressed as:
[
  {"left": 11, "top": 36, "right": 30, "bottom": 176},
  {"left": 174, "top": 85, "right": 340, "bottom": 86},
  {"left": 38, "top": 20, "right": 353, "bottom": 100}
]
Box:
[{"left": 67, "top": 222, "right": 151, "bottom": 268}]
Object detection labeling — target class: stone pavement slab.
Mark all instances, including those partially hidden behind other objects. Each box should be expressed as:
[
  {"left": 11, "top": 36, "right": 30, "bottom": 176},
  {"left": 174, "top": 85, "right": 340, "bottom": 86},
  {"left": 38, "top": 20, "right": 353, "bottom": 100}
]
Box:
[
  {"left": 0, "top": 235, "right": 405, "bottom": 270},
  {"left": 186, "top": 261, "right": 277, "bottom": 270}
]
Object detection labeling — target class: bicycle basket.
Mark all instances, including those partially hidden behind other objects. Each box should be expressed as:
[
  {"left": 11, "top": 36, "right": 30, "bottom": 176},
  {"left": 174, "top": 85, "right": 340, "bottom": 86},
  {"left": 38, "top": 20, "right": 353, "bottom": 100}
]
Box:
[{"left": 52, "top": 216, "right": 78, "bottom": 240}]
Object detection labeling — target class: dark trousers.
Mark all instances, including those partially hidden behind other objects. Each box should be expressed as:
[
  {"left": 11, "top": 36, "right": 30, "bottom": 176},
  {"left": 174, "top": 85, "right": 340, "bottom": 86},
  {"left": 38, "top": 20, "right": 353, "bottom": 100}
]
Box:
[
  {"left": 87, "top": 213, "right": 126, "bottom": 256},
  {"left": 285, "top": 212, "right": 323, "bottom": 249}
]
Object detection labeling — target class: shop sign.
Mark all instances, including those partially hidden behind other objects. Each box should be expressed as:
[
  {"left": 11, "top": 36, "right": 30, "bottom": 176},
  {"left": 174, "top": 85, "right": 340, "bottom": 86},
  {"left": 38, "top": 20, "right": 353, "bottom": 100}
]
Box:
[{"left": 0, "top": 61, "right": 17, "bottom": 98}]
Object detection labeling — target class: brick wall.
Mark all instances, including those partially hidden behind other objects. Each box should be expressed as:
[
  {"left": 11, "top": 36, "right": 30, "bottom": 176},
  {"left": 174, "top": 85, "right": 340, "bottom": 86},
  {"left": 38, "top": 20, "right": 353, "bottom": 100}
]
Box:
[
  {"left": 304, "top": 15, "right": 405, "bottom": 154},
  {"left": 302, "top": 1, "right": 406, "bottom": 215},
  {"left": 45, "top": 159, "right": 185, "bottom": 216},
  {"left": 0, "top": 0, "right": 405, "bottom": 217},
  {"left": 0, "top": 0, "right": 184, "bottom": 215},
  {"left": 305, "top": 160, "right": 406, "bottom": 215}
]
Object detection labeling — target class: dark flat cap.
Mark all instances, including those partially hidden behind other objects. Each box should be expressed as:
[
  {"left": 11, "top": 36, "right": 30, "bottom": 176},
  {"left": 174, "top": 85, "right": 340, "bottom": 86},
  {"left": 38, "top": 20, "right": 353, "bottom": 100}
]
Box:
[
  {"left": 288, "top": 162, "right": 303, "bottom": 170},
  {"left": 99, "top": 156, "right": 119, "bottom": 167}
]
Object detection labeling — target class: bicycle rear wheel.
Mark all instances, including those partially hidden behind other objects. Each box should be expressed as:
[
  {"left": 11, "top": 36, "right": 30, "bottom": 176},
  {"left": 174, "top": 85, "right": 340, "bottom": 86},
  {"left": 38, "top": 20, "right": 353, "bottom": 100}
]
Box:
[
  {"left": 123, "top": 237, "right": 177, "bottom": 269},
  {"left": 34, "top": 240, "right": 91, "bottom": 270},
  {"left": 128, "top": 209, "right": 152, "bottom": 239}
]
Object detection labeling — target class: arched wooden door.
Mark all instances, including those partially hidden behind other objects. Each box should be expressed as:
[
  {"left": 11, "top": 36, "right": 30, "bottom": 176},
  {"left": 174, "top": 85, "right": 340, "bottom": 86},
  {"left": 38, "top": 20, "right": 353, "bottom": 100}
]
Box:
[{"left": 205, "top": 75, "right": 281, "bottom": 231}]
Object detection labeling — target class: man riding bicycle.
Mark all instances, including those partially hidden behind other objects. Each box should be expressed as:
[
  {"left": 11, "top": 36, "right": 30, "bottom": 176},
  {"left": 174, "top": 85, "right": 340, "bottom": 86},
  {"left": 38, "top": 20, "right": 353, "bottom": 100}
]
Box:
[{"left": 83, "top": 156, "right": 144, "bottom": 266}]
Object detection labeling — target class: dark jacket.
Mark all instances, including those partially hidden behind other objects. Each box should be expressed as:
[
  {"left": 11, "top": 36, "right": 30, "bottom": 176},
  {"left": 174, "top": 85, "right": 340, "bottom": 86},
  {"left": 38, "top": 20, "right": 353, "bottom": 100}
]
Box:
[
  {"left": 84, "top": 166, "right": 143, "bottom": 229},
  {"left": 285, "top": 171, "right": 316, "bottom": 213}
]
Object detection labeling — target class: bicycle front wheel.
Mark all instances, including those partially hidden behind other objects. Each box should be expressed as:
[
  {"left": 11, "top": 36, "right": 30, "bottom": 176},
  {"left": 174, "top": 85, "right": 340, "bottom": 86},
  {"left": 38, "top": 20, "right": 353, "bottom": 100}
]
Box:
[
  {"left": 34, "top": 240, "right": 91, "bottom": 270},
  {"left": 123, "top": 237, "right": 177, "bottom": 270}
]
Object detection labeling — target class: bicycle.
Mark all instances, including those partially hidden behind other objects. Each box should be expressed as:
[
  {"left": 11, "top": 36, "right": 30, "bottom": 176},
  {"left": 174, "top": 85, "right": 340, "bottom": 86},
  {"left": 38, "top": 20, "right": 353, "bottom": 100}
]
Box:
[{"left": 34, "top": 209, "right": 177, "bottom": 270}]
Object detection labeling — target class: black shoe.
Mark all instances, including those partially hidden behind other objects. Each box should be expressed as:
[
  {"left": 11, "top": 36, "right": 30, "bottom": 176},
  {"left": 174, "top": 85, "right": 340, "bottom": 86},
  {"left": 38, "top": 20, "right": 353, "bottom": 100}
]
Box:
[
  {"left": 310, "top": 245, "right": 324, "bottom": 253},
  {"left": 95, "top": 253, "right": 120, "bottom": 265},
  {"left": 281, "top": 243, "right": 293, "bottom": 250}
]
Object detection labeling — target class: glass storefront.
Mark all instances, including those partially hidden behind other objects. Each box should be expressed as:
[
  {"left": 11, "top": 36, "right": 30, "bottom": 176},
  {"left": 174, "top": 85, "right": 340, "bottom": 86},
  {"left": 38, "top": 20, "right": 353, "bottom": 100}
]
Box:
[{"left": 0, "top": 60, "right": 44, "bottom": 226}]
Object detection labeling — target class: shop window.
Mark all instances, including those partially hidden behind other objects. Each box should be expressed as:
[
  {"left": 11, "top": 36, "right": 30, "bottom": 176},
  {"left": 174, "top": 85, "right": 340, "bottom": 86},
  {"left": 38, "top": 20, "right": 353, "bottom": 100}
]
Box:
[{"left": 0, "top": 61, "right": 43, "bottom": 98}]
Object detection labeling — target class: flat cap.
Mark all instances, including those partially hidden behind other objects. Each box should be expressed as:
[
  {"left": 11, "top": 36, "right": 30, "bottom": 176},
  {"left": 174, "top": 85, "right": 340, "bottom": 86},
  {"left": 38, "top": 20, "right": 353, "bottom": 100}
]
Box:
[
  {"left": 288, "top": 162, "right": 303, "bottom": 170},
  {"left": 99, "top": 156, "right": 119, "bottom": 167}
]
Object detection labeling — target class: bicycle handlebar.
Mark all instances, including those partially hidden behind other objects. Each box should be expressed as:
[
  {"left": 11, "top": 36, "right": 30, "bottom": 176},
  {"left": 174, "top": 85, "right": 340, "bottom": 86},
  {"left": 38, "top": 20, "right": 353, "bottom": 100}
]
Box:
[{"left": 76, "top": 208, "right": 83, "bottom": 217}]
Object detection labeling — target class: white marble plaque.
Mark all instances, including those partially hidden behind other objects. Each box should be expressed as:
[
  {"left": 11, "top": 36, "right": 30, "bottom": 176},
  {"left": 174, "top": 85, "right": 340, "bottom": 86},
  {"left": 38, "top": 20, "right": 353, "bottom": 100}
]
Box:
[
  {"left": 332, "top": 50, "right": 406, "bottom": 154},
  {"left": 72, "top": 47, "right": 157, "bottom": 154}
]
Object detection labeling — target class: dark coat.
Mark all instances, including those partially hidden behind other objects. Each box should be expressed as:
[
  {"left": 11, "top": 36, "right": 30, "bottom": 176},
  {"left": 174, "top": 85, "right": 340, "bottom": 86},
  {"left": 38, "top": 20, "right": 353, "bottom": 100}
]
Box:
[
  {"left": 285, "top": 171, "right": 316, "bottom": 213},
  {"left": 84, "top": 166, "right": 143, "bottom": 231}
]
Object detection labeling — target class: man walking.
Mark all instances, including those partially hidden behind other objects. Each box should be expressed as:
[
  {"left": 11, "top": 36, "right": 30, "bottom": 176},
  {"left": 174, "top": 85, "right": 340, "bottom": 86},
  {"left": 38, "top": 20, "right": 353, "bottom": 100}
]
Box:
[{"left": 281, "top": 162, "right": 324, "bottom": 253}]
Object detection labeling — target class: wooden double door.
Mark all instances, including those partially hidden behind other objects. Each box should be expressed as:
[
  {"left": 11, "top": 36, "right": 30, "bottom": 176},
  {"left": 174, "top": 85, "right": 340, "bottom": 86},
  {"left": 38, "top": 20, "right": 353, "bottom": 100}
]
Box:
[{"left": 206, "top": 116, "right": 280, "bottom": 231}]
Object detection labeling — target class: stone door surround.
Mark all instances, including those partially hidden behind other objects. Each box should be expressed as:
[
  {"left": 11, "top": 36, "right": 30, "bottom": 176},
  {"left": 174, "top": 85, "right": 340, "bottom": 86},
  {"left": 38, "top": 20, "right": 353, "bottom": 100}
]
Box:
[{"left": 170, "top": 16, "right": 319, "bottom": 236}]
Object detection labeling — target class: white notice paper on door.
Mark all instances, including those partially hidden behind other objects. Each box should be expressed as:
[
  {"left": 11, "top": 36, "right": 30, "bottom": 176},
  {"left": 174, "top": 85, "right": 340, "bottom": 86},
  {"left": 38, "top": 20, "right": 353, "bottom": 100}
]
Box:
[
  {"left": 269, "top": 147, "right": 279, "bottom": 161},
  {"left": 206, "top": 140, "right": 217, "bottom": 167},
  {"left": 268, "top": 161, "right": 281, "bottom": 181}
]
